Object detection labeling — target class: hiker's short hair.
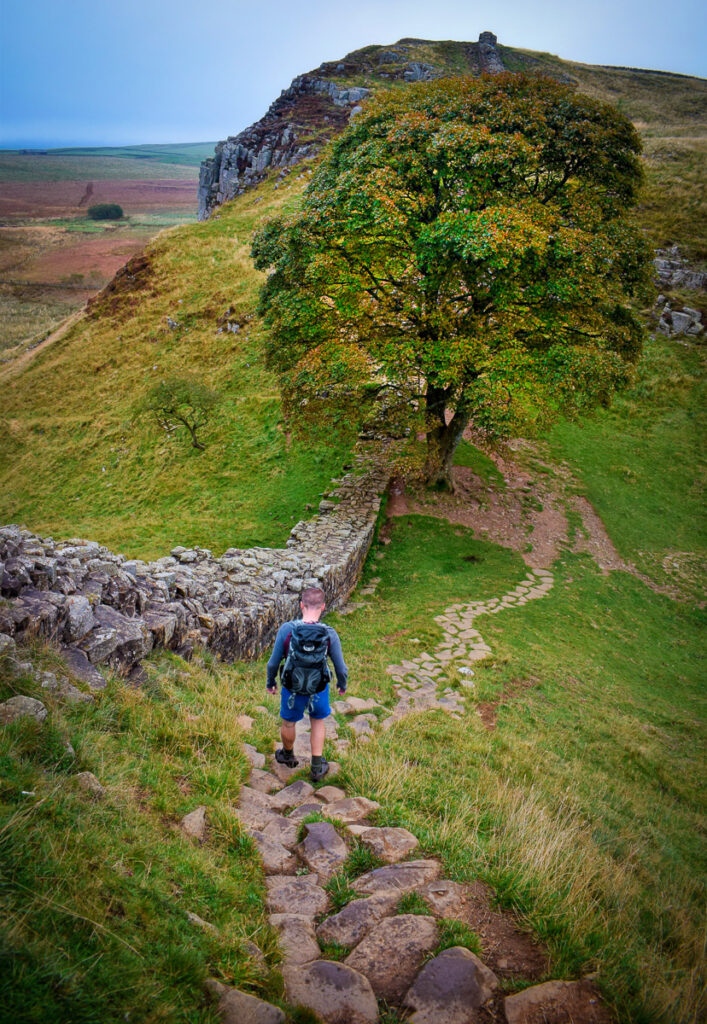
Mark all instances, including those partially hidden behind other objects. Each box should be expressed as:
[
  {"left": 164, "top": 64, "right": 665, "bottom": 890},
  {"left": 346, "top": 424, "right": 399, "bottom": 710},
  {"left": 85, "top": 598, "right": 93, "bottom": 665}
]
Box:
[{"left": 301, "top": 587, "right": 326, "bottom": 609}]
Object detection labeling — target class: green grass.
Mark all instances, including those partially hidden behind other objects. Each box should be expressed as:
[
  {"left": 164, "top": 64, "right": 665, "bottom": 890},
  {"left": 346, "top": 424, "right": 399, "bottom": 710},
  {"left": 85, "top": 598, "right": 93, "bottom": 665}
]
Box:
[
  {"left": 0, "top": 645, "right": 278, "bottom": 1023},
  {"left": 0, "top": 171, "right": 353, "bottom": 558},
  {"left": 545, "top": 332, "right": 706, "bottom": 600},
  {"left": 453, "top": 438, "right": 507, "bottom": 487}
]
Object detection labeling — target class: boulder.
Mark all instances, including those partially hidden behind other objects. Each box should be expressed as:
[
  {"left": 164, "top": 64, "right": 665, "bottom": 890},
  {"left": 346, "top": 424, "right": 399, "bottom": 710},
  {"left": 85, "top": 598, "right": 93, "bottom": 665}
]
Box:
[
  {"left": 261, "top": 814, "right": 300, "bottom": 850},
  {"left": 316, "top": 785, "right": 346, "bottom": 803},
  {"left": 356, "top": 826, "right": 419, "bottom": 863},
  {"left": 236, "top": 786, "right": 279, "bottom": 830},
  {"left": 298, "top": 820, "right": 348, "bottom": 881},
  {"left": 265, "top": 874, "right": 329, "bottom": 916},
  {"left": 250, "top": 831, "right": 297, "bottom": 874},
  {"left": 287, "top": 801, "right": 324, "bottom": 821},
  {"left": 268, "top": 913, "right": 320, "bottom": 964},
  {"left": 63, "top": 595, "right": 95, "bottom": 643},
  {"left": 61, "top": 647, "right": 106, "bottom": 689},
  {"left": 243, "top": 742, "right": 266, "bottom": 769},
  {"left": 205, "top": 979, "right": 285, "bottom": 1024},
  {"left": 322, "top": 797, "right": 380, "bottom": 824},
  {"left": 0, "top": 633, "right": 17, "bottom": 656},
  {"left": 504, "top": 979, "right": 612, "bottom": 1024},
  {"left": 345, "top": 914, "right": 438, "bottom": 1002},
  {"left": 248, "top": 769, "right": 281, "bottom": 794},
  {"left": 283, "top": 960, "right": 378, "bottom": 1024},
  {"left": 353, "top": 858, "right": 441, "bottom": 897},
  {"left": 316, "top": 892, "right": 398, "bottom": 948},
  {"left": 75, "top": 771, "right": 106, "bottom": 799},
  {"left": 404, "top": 946, "right": 499, "bottom": 1022},
  {"left": 181, "top": 805, "right": 207, "bottom": 841},
  {"left": 269, "top": 778, "right": 314, "bottom": 812},
  {"left": 0, "top": 695, "right": 48, "bottom": 724}
]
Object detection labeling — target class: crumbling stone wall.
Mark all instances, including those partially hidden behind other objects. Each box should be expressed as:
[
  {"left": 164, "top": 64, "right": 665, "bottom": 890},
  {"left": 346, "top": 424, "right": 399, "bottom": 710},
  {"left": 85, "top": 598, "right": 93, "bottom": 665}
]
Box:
[{"left": 0, "top": 448, "right": 391, "bottom": 683}]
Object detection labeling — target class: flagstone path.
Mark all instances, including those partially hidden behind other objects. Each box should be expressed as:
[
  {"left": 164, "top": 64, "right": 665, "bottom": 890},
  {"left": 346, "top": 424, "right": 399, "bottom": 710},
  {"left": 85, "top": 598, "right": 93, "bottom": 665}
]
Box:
[{"left": 207, "top": 566, "right": 611, "bottom": 1022}]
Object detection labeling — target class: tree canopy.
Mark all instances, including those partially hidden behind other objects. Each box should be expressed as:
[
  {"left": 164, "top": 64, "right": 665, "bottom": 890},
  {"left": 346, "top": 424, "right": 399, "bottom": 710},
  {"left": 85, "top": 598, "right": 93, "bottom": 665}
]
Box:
[{"left": 252, "top": 74, "right": 652, "bottom": 487}]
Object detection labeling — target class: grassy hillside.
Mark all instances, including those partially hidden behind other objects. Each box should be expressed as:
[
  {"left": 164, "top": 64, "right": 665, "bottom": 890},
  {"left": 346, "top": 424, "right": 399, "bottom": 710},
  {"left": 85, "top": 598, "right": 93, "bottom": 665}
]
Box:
[
  {"left": 0, "top": 169, "right": 351, "bottom": 557},
  {"left": 1, "top": 333, "right": 704, "bottom": 1023}
]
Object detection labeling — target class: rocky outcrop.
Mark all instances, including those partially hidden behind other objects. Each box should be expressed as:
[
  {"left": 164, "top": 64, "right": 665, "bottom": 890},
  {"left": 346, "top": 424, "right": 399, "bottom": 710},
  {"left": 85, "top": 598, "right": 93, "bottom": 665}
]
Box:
[
  {"left": 198, "top": 33, "right": 507, "bottom": 219},
  {"left": 655, "top": 298, "right": 703, "bottom": 337},
  {"left": 654, "top": 246, "right": 707, "bottom": 291},
  {"left": 197, "top": 76, "right": 370, "bottom": 219},
  {"left": 0, "top": 447, "right": 391, "bottom": 678},
  {"left": 477, "top": 31, "right": 505, "bottom": 74}
]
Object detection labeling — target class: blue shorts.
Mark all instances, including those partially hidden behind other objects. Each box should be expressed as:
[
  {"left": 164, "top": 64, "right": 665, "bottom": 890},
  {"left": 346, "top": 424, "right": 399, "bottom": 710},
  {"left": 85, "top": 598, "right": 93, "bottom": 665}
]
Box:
[{"left": 280, "top": 686, "right": 331, "bottom": 722}]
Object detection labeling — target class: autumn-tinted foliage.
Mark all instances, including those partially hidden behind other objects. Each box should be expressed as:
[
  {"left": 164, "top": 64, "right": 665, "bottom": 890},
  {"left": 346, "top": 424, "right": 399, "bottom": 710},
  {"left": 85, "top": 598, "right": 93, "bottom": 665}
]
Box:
[{"left": 252, "top": 74, "right": 652, "bottom": 487}]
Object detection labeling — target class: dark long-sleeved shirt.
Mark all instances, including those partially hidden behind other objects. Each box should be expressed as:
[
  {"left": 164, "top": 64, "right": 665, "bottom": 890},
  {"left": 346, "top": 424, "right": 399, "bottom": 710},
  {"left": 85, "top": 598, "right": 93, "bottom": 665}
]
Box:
[{"left": 266, "top": 620, "right": 348, "bottom": 691}]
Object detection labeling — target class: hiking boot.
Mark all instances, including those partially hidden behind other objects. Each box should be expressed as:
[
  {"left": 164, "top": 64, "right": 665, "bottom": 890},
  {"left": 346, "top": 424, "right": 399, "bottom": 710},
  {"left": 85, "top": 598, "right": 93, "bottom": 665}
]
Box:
[
  {"left": 275, "top": 747, "right": 298, "bottom": 768},
  {"left": 310, "top": 758, "right": 329, "bottom": 782}
]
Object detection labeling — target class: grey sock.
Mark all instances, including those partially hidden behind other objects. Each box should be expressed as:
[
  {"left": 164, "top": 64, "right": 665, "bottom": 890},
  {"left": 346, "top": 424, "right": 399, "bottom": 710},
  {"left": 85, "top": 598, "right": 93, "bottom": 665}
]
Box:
[{"left": 311, "top": 754, "right": 323, "bottom": 767}]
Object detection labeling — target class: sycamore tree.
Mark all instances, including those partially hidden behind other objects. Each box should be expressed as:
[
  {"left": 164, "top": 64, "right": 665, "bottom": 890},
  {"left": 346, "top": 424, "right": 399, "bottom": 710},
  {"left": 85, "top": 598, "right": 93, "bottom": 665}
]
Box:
[{"left": 252, "top": 74, "right": 652, "bottom": 489}]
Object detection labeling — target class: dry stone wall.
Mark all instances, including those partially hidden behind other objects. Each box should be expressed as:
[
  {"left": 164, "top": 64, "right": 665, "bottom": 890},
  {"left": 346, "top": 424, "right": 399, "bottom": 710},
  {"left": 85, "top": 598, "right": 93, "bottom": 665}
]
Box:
[{"left": 0, "top": 447, "right": 391, "bottom": 681}]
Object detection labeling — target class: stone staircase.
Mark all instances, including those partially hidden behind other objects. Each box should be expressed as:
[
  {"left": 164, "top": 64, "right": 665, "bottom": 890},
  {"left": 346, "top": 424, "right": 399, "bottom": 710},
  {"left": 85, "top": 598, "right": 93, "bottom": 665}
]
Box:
[{"left": 209, "top": 569, "right": 611, "bottom": 1023}]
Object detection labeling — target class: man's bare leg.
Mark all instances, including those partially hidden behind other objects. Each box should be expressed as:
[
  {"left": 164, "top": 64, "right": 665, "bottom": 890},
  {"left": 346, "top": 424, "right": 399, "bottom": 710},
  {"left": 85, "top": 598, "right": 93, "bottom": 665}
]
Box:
[
  {"left": 310, "top": 717, "right": 325, "bottom": 758},
  {"left": 280, "top": 720, "right": 296, "bottom": 752}
]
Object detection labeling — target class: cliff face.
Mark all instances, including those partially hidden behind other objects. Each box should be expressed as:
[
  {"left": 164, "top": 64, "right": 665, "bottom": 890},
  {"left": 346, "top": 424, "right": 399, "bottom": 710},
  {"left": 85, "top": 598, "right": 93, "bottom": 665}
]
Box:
[
  {"left": 198, "top": 32, "right": 507, "bottom": 220},
  {"left": 197, "top": 78, "right": 370, "bottom": 220}
]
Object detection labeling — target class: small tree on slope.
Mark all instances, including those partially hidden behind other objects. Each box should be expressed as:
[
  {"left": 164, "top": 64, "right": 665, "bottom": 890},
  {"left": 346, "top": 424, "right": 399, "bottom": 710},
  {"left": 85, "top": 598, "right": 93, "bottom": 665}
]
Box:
[{"left": 252, "top": 74, "right": 652, "bottom": 489}]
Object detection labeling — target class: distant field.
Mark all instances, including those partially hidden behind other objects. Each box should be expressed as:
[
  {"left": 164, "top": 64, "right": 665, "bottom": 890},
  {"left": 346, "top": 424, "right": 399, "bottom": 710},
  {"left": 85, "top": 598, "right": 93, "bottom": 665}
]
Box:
[
  {"left": 0, "top": 142, "right": 216, "bottom": 181},
  {"left": 0, "top": 143, "right": 214, "bottom": 355}
]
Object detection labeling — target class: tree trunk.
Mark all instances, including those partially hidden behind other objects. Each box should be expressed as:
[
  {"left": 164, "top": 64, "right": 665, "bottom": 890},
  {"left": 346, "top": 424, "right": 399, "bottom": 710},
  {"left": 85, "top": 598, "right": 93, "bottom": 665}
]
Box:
[{"left": 423, "top": 385, "right": 470, "bottom": 491}]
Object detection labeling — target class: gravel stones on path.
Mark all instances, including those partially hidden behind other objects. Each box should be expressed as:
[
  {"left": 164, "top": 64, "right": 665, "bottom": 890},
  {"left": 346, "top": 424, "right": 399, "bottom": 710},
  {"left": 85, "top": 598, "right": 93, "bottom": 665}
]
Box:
[
  {"left": 250, "top": 831, "right": 297, "bottom": 874},
  {"left": 321, "top": 796, "right": 380, "bottom": 823},
  {"left": 268, "top": 778, "right": 314, "bottom": 812},
  {"left": 260, "top": 814, "right": 300, "bottom": 850},
  {"left": 345, "top": 914, "right": 439, "bottom": 1002},
  {"left": 283, "top": 960, "right": 378, "bottom": 1024},
  {"left": 384, "top": 567, "right": 555, "bottom": 726}
]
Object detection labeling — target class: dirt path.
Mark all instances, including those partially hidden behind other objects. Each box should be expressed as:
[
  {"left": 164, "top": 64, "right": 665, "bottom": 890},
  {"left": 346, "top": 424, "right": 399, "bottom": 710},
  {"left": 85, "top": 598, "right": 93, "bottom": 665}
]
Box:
[
  {"left": 390, "top": 436, "right": 682, "bottom": 600},
  {"left": 0, "top": 307, "right": 84, "bottom": 382}
]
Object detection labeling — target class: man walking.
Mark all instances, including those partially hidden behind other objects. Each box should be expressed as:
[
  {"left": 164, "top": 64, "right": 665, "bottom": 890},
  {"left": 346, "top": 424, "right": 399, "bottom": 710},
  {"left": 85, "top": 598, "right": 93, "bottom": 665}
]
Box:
[{"left": 266, "top": 587, "right": 347, "bottom": 781}]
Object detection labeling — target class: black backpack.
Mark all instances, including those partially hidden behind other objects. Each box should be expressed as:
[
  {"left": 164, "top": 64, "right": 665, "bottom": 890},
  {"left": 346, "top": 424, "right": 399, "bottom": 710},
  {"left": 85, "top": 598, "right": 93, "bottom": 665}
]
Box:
[{"left": 280, "top": 621, "right": 331, "bottom": 696}]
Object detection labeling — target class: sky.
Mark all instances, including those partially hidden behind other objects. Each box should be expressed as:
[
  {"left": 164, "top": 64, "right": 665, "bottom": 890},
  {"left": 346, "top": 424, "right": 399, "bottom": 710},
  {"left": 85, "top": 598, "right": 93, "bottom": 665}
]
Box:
[{"left": 1, "top": 0, "right": 705, "bottom": 148}]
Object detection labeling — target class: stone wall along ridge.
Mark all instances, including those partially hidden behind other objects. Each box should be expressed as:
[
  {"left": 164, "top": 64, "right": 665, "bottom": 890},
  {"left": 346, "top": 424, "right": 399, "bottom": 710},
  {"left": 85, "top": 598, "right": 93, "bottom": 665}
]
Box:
[{"left": 0, "top": 446, "right": 392, "bottom": 681}]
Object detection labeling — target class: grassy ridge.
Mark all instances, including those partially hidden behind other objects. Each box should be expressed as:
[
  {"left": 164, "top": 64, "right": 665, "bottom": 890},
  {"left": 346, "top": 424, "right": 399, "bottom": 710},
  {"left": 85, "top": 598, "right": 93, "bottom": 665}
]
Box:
[{"left": 0, "top": 169, "right": 352, "bottom": 558}]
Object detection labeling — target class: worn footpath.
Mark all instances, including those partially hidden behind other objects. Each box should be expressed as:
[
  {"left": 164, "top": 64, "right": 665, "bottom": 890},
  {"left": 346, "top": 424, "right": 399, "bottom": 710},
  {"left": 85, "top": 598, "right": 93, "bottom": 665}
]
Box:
[{"left": 211, "top": 569, "right": 612, "bottom": 1024}]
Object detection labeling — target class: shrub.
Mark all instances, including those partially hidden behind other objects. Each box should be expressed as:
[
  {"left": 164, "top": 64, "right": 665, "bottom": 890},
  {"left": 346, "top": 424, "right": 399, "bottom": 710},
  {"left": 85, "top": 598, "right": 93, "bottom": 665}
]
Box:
[{"left": 87, "top": 203, "right": 124, "bottom": 220}]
